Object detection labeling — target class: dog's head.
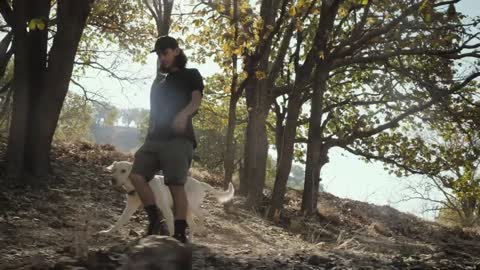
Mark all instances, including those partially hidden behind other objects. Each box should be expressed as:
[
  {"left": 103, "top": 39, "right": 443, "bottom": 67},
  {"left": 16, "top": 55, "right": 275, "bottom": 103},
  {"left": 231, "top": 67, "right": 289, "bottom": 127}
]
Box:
[{"left": 106, "top": 161, "right": 135, "bottom": 193}]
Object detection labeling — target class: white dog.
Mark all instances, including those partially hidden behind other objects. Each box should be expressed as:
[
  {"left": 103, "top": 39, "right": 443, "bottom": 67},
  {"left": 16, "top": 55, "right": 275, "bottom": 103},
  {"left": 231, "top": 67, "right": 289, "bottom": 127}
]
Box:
[{"left": 100, "top": 161, "right": 234, "bottom": 237}]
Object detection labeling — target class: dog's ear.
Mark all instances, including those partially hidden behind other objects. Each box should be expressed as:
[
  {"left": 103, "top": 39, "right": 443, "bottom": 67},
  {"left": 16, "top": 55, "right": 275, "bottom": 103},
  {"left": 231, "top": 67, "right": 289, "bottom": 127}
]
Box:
[{"left": 106, "top": 161, "right": 117, "bottom": 172}]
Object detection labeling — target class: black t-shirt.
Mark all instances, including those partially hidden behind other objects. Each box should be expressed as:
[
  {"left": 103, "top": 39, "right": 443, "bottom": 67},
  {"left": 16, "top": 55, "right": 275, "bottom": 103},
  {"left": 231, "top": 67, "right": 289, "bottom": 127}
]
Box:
[{"left": 146, "top": 68, "right": 204, "bottom": 148}]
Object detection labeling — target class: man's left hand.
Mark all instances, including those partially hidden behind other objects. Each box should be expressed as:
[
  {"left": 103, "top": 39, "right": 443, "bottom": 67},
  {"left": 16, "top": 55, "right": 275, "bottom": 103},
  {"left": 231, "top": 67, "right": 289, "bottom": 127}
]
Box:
[{"left": 172, "top": 112, "right": 189, "bottom": 133}]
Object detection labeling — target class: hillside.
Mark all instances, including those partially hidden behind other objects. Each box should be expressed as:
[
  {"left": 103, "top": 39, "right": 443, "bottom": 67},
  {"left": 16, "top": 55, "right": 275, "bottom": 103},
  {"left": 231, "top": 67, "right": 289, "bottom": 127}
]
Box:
[{"left": 1, "top": 139, "right": 480, "bottom": 269}]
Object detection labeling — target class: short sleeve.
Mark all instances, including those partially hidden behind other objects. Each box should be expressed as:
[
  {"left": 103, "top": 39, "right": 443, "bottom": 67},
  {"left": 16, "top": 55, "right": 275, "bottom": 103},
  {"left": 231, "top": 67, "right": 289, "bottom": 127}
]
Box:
[{"left": 189, "top": 68, "right": 204, "bottom": 94}]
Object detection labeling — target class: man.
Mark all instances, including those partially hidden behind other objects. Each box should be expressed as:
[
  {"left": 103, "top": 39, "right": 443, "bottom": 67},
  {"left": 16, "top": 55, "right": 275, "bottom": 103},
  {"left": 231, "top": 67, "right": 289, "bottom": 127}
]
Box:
[{"left": 129, "top": 36, "right": 204, "bottom": 243}]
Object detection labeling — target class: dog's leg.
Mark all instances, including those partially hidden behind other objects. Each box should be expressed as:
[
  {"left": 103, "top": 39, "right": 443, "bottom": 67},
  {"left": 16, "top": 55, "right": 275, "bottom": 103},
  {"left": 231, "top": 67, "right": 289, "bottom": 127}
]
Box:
[{"left": 99, "top": 194, "right": 141, "bottom": 234}]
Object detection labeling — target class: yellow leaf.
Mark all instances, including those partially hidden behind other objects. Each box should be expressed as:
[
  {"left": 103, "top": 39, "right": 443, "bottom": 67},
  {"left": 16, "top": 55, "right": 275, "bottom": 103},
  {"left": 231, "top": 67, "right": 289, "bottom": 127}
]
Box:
[
  {"left": 233, "top": 47, "right": 243, "bottom": 55},
  {"left": 37, "top": 21, "right": 45, "bottom": 30},
  {"left": 221, "top": 43, "right": 231, "bottom": 53},
  {"left": 28, "top": 20, "right": 36, "bottom": 31},
  {"left": 255, "top": 71, "right": 266, "bottom": 80},
  {"left": 28, "top": 18, "right": 47, "bottom": 31},
  {"left": 362, "top": 0, "right": 368, "bottom": 5},
  {"left": 318, "top": 51, "right": 325, "bottom": 60},
  {"left": 297, "top": 0, "right": 306, "bottom": 9},
  {"left": 289, "top": 6, "right": 297, "bottom": 17},
  {"left": 419, "top": 0, "right": 429, "bottom": 11}
]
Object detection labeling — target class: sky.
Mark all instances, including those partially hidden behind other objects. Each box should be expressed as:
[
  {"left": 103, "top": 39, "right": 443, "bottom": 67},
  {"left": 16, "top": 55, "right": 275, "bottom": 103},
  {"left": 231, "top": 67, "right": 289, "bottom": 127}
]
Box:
[{"left": 78, "top": 0, "right": 480, "bottom": 220}]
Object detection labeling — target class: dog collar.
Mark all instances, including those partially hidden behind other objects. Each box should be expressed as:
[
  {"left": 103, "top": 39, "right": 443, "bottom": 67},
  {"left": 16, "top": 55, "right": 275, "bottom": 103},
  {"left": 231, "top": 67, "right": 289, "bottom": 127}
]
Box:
[{"left": 126, "top": 189, "right": 136, "bottom": 196}]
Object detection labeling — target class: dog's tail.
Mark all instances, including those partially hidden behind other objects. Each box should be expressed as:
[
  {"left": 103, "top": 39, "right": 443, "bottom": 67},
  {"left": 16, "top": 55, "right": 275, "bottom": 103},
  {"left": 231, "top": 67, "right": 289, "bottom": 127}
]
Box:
[{"left": 200, "top": 182, "right": 235, "bottom": 203}]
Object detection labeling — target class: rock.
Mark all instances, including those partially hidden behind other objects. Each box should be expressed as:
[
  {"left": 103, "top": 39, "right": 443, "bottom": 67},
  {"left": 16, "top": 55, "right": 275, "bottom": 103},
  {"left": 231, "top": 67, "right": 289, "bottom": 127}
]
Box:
[
  {"left": 53, "top": 256, "right": 78, "bottom": 269},
  {"left": 49, "top": 218, "right": 63, "bottom": 229},
  {"left": 28, "top": 254, "right": 50, "bottom": 270},
  {"left": 85, "top": 250, "right": 122, "bottom": 269},
  {"left": 307, "top": 253, "right": 331, "bottom": 266},
  {"left": 128, "top": 229, "right": 140, "bottom": 237},
  {"left": 119, "top": 235, "right": 192, "bottom": 270}
]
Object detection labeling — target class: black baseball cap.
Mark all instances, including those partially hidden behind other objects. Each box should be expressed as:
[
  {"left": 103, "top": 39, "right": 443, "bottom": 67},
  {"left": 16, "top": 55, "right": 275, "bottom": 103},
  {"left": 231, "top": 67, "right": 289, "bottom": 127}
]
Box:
[{"left": 151, "top": 36, "right": 179, "bottom": 53}]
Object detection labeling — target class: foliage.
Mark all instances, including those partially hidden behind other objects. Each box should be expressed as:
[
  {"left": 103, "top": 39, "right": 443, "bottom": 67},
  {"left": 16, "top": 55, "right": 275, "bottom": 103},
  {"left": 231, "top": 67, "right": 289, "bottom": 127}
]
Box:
[
  {"left": 92, "top": 102, "right": 120, "bottom": 127},
  {"left": 351, "top": 81, "right": 480, "bottom": 227},
  {"left": 54, "top": 92, "right": 94, "bottom": 142},
  {"left": 120, "top": 108, "right": 149, "bottom": 127},
  {"left": 77, "top": 0, "right": 157, "bottom": 70},
  {"left": 192, "top": 74, "right": 247, "bottom": 172}
]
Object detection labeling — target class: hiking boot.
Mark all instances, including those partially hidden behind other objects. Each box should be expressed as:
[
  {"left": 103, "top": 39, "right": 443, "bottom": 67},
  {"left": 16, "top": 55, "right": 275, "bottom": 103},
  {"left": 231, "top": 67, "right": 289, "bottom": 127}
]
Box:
[
  {"left": 173, "top": 233, "right": 189, "bottom": 244},
  {"left": 147, "top": 217, "right": 170, "bottom": 236},
  {"left": 145, "top": 207, "right": 170, "bottom": 236}
]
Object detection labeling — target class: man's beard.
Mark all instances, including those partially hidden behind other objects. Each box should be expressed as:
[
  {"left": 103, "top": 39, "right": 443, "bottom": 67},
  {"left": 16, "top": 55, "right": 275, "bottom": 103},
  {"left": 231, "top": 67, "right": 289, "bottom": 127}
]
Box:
[{"left": 159, "top": 63, "right": 172, "bottom": 74}]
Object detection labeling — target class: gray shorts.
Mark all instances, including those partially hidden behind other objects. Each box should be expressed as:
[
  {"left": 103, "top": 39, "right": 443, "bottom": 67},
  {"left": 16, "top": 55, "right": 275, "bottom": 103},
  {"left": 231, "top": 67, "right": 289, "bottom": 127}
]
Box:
[{"left": 131, "top": 138, "right": 193, "bottom": 185}]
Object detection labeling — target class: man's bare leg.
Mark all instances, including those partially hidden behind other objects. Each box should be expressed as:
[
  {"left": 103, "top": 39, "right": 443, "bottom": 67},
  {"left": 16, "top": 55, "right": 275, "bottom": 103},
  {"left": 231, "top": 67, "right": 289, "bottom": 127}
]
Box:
[
  {"left": 130, "top": 173, "right": 169, "bottom": 235},
  {"left": 130, "top": 174, "right": 155, "bottom": 205},
  {"left": 169, "top": 185, "right": 189, "bottom": 242}
]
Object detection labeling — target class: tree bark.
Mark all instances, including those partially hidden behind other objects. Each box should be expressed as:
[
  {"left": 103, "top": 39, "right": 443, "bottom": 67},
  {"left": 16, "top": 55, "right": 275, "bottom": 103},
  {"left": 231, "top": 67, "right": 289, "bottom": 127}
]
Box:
[
  {"left": 244, "top": 79, "right": 269, "bottom": 208},
  {"left": 24, "top": 0, "right": 50, "bottom": 175},
  {"left": 6, "top": 0, "right": 29, "bottom": 178},
  {"left": 269, "top": 90, "right": 303, "bottom": 218},
  {"left": 239, "top": 78, "right": 256, "bottom": 196},
  {"left": 223, "top": 0, "right": 240, "bottom": 189},
  {"left": 302, "top": 69, "right": 329, "bottom": 215},
  {"left": 223, "top": 90, "right": 240, "bottom": 189},
  {"left": 272, "top": 99, "right": 285, "bottom": 168},
  {"left": 239, "top": 0, "right": 284, "bottom": 207},
  {"left": 27, "top": 0, "right": 93, "bottom": 177}
]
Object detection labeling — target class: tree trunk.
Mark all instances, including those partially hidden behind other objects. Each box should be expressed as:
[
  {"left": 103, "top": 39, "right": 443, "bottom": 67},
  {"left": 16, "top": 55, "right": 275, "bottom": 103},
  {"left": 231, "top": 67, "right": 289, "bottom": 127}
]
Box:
[
  {"left": 268, "top": 91, "right": 303, "bottom": 218},
  {"left": 159, "top": 0, "right": 173, "bottom": 36},
  {"left": 272, "top": 100, "right": 285, "bottom": 168},
  {"left": 223, "top": 91, "right": 240, "bottom": 189},
  {"left": 27, "top": 0, "right": 93, "bottom": 177},
  {"left": 24, "top": 0, "right": 50, "bottom": 175},
  {"left": 461, "top": 195, "right": 478, "bottom": 227},
  {"left": 245, "top": 108, "right": 269, "bottom": 208},
  {"left": 223, "top": 0, "right": 240, "bottom": 189},
  {"left": 236, "top": 0, "right": 280, "bottom": 206},
  {"left": 238, "top": 79, "right": 254, "bottom": 196},
  {"left": 244, "top": 78, "right": 269, "bottom": 208},
  {"left": 238, "top": 136, "right": 250, "bottom": 196},
  {"left": 6, "top": 0, "right": 29, "bottom": 179},
  {"left": 301, "top": 69, "right": 329, "bottom": 215}
]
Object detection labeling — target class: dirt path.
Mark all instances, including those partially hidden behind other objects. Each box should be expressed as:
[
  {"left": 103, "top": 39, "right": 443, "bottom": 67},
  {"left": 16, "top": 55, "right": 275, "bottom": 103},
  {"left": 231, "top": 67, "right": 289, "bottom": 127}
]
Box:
[{"left": 1, "top": 141, "right": 479, "bottom": 269}]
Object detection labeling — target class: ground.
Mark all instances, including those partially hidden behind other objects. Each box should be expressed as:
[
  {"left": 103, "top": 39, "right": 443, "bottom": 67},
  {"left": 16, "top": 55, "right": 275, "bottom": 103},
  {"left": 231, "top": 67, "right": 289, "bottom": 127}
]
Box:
[{"left": 1, "top": 139, "right": 480, "bottom": 269}]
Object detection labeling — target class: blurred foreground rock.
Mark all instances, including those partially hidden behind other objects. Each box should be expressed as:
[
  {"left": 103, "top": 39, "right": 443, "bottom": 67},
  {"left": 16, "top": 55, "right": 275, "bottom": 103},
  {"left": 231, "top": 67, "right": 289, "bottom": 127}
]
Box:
[{"left": 120, "top": 235, "right": 192, "bottom": 270}]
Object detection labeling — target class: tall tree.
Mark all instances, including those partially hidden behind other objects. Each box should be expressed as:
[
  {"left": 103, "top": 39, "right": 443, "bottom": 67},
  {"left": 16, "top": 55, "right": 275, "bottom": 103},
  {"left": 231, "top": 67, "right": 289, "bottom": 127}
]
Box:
[
  {"left": 143, "top": 0, "right": 173, "bottom": 36},
  {"left": 2, "top": 0, "right": 178, "bottom": 181},
  {"left": 171, "top": 0, "right": 288, "bottom": 200},
  {"left": 300, "top": 0, "right": 480, "bottom": 215},
  {"left": 5, "top": 0, "right": 94, "bottom": 180}
]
